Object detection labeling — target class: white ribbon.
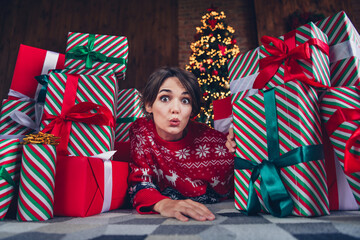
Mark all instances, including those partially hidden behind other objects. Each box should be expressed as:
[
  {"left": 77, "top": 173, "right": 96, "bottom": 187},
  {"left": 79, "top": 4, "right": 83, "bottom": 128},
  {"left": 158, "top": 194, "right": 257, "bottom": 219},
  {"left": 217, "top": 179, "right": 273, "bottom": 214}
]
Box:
[
  {"left": 34, "top": 51, "right": 60, "bottom": 100},
  {"left": 230, "top": 73, "right": 259, "bottom": 98},
  {"left": 0, "top": 134, "right": 25, "bottom": 140},
  {"left": 89, "top": 151, "right": 117, "bottom": 213},
  {"left": 214, "top": 117, "right": 232, "bottom": 134},
  {"left": 7, "top": 89, "right": 34, "bottom": 102},
  {"left": 329, "top": 40, "right": 360, "bottom": 63},
  {"left": 10, "top": 111, "right": 38, "bottom": 131}
]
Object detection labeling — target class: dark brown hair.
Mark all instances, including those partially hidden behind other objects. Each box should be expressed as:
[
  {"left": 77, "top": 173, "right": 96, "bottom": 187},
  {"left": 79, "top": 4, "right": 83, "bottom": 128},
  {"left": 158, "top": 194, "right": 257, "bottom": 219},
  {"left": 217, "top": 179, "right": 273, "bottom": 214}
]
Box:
[{"left": 142, "top": 66, "right": 201, "bottom": 117}]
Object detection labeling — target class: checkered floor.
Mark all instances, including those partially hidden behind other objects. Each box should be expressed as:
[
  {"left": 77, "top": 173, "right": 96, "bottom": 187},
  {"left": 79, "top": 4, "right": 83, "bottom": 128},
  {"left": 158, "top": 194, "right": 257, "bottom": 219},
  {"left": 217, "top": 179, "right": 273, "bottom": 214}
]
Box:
[{"left": 1, "top": 200, "right": 360, "bottom": 240}]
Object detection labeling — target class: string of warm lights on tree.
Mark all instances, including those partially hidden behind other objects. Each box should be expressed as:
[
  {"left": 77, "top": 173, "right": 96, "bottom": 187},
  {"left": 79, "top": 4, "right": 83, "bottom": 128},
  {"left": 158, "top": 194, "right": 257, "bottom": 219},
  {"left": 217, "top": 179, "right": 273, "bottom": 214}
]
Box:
[{"left": 186, "top": 7, "right": 239, "bottom": 127}]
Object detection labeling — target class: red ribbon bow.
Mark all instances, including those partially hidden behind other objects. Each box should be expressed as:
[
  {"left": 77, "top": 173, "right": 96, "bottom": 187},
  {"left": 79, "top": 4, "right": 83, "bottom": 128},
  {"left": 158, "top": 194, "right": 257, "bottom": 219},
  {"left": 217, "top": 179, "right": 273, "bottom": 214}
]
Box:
[
  {"left": 41, "top": 74, "right": 114, "bottom": 156},
  {"left": 254, "top": 30, "right": 329, "bottom": 89},
  {"left": 42, "top": 102, "right": 114, "bottom": 156},
  {"left": 326, "top": 108, "right": 360, "bottom": 174}
]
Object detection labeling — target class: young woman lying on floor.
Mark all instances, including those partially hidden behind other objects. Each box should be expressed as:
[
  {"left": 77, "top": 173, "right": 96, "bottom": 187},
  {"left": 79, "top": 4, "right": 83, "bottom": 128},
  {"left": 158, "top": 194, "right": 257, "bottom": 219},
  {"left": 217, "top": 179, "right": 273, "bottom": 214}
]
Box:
[{"left": 128, "top": 67, "right": 234, "bottom": 222}]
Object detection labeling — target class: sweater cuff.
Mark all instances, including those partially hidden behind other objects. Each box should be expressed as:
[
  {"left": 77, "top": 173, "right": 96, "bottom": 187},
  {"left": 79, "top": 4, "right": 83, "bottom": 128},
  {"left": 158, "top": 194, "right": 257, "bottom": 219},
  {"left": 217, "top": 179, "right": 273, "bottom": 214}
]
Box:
[{"left": 133, "top": 188, "right": 170, "bottom": 214}]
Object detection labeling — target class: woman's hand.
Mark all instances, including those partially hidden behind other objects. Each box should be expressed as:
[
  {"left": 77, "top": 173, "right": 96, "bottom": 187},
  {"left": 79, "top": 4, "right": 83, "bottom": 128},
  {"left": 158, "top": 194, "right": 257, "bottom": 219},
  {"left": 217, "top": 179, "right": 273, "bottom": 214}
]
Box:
[
  {"left": 225, "top": 127, "right": 236, "bottom": 153},
  {"left": 153, "top": 198, "right": 215, "bottom": 222}
]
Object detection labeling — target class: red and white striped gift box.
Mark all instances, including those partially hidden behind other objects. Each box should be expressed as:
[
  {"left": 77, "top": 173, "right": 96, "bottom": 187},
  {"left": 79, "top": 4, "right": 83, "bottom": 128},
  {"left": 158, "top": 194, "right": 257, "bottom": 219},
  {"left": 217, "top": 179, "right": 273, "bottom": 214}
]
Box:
[
  {"left": 320, "top": 86, "right": 360, "bottom": 209},
  {"left": 228, "top": 22, "right": 330, "bottom": 99},
  {"left": 233, "top": 80, "right": 329, "bottom": 217},
  {"left": 65, "top": 32, "right": 128, "bottom": 81},
  {"left": 40, "top": 71, "right": 116, "bottom": 157},
  {"left": 316, "top": 11, "right": 360, "bottom": 87}
]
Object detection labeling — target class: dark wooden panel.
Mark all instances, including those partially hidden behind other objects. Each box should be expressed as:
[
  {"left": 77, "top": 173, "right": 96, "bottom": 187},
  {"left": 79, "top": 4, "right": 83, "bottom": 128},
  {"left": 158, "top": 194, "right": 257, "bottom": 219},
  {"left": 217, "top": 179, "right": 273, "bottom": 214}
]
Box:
[
  {"left": 0, "top": 0, "right": 178, "bottom": 103},
  {"left": 254, "top": 0, "right": 352, "bottom": 43}
]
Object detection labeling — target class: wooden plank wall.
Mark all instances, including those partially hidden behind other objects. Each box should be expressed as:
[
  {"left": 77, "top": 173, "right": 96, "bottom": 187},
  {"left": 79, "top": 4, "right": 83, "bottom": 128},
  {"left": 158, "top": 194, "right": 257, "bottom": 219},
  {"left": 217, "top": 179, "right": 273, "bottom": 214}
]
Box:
[
  {"left": 254, "top": 0, "right": 352, "bottom": 42},
  {"left": 0, "top": 0, "right": 178, "bottom": 103}
]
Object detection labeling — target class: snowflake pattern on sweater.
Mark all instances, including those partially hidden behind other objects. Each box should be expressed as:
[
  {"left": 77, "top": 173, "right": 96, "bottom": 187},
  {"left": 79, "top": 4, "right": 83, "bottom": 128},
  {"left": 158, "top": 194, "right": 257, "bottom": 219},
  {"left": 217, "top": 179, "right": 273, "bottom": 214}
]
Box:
[{"left": 128, "top": 117, "right": 234, "bottom": 213}]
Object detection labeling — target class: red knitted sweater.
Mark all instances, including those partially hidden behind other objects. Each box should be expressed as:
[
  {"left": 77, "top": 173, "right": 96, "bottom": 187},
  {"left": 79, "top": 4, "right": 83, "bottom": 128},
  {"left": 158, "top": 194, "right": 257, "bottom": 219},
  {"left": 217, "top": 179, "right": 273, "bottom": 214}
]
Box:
[{"left": 128, "top": 117, "right": 234, "bottom": 213}]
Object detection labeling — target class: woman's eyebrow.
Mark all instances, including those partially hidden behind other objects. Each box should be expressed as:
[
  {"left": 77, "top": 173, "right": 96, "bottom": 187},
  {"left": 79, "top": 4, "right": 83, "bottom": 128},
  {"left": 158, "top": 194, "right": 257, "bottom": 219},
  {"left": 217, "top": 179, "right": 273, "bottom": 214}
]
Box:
[{"left": 159, "top": 89, "right": 171, "bottom": 93}]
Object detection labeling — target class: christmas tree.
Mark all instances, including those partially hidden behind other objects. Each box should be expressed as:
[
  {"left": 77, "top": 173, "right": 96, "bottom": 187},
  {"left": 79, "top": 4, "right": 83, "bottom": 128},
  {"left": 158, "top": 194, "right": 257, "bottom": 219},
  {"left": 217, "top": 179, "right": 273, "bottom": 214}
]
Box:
[{"left": 186, "top": 7, "right": 239, "bottom": 127}]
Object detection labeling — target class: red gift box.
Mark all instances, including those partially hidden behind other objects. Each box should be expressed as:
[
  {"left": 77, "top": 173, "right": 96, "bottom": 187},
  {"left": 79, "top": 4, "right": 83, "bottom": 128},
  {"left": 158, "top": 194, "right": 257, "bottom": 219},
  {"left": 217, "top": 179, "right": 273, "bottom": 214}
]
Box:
[
  {"left": 213, "top": 96, "right": 232, "bottom": 134},
  {"left": 10, "top": 44, "right": 65, "bottom": 99},
  {"left": 53, "top": 153, "right": 129, "bottom": 217}
]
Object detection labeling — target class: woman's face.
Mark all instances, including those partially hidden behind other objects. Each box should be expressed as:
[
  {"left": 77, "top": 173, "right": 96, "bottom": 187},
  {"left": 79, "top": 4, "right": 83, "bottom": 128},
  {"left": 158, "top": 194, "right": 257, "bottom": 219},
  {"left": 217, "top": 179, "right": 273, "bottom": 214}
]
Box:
[{"left": 146, "top": 76, "right": 193, "bottom": 141}]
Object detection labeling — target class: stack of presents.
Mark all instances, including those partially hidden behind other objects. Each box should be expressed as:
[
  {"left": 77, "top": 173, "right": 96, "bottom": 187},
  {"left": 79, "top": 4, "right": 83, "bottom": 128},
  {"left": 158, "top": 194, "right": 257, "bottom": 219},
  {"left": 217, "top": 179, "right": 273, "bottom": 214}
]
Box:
[
  {"left": 214, "top": 11, "right": 360, "bottom": 217},
  {"left": 0, "top": 32, "right": 145, "bottom": 221}
]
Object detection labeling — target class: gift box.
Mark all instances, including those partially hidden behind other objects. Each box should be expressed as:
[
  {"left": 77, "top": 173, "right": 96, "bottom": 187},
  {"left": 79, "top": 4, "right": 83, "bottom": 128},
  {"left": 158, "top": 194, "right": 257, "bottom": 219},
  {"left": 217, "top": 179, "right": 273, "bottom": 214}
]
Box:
[
  {"left": 213, "top": 96, "right": 232, "bottom": 134},
  {"left": 316, "top": 11, "right": 360, "bottom": 86},
  {"left": 9, "top": 44, "right": 65, "bottom": 100},
  {"left": 115, "top": 88, "right": 145, "bottom": 142},
  {"left": 16, "top": 143, "right": 57, "bottom": 221},
  {"left": 64, "top": 32, "right": 128, "bottom": 81},
  {"left": 228, "top": 22, "right": 330, "bottom": 100},
  {"left": 320, "top": 86, "right": 360, "bottom": 173},
  {"left": 0, "top": 139, "right": 22, "bottom": 220},
  {"left": 320, "top": 86, "right": 360, "bottom": 209},
  {"left": 233, "top": 80, "right": 329, "bottom": 217},
  {"left": 40, "top": 71, "right": 117, "bottom": 156},
  {"left": 0, "top": 99, "right": 36, "bottom": 137},
  {"left": 53, "top": 152, "right": 129, "bottom": 217},
  {"left": 323, "top": 128, "right": 359, "bottom": 210}
]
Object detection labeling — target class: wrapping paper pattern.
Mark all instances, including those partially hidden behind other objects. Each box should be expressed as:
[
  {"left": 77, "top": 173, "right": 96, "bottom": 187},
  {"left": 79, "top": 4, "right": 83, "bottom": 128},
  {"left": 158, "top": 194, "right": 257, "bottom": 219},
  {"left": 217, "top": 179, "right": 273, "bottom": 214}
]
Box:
[
  {"left": 258, "top": 22, "right": 330, "bottom": 90},
  {"left": 0, "top": 100, "right": 36, "bottom": 136},
  {"left": 233, "top": 80, "right": 329, "bottom": 216},
  {"left": 65, "top": 32, "right": 128, "bottom": 80},
  {"left": 320, "top": 86, "right": 360, "bottom": 206},
  {"left": 0, "top": 139, "right": 22, "bottom": 220},
  {"left": 316, "top": 11, "right": 360, "bottom": 86},
  {"left": 330, "top": 57, "right": 360, "bottom": 87},
  {"left": 228, "top": 22, "right": 329, "bottom": 100},
  {"left": 116, "top": 88, "right": 145, "bottom": 142},
  {"left": 16, "top": 144, "right": 56, "bottom": 221},
  {"left": 41, "top": 71, "right": 116, "bottom": 156},
  {"left": 9, "top": 44, "right": 65, "bottom": 100},
  {"left": 316, "top": 11, "right": 360, "bottom": 49}
]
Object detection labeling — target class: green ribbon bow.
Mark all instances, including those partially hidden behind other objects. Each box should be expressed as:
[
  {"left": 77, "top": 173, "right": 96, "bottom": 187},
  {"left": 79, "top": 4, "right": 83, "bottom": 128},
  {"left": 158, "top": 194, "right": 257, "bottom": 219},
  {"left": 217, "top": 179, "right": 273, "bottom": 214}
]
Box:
[
  {"left": 235, "top": 88, "right": 324, "bottom": 217},
  {"left": 66, "top": 34, "right": 127, "bottom": 69},
  {"left": 116, "top": 117, "right": 137, "bottom": 124},
  {"left": 0, "top": 166, "right": 16, "bottom": 187}
]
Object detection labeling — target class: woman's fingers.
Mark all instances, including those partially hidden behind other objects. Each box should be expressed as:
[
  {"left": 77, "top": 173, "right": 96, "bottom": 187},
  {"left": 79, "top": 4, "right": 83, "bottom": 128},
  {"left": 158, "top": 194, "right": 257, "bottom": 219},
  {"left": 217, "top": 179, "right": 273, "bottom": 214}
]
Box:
[
  {"left": 174, "top": 211, "right": 189, "bottom": 222},
  {"left": 183, "top": 199, "right": 215, "bottom": 220}
]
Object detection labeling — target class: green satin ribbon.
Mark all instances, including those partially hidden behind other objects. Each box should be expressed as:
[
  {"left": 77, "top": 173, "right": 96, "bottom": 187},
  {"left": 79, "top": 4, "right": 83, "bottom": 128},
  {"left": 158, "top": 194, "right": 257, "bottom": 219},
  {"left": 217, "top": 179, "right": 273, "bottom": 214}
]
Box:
[
  {"left": 234, "top": 88, "right": 324, "bottom": 217},
  {"left": 116, "top": 117, "right": 137, "bottom": 124},
  {"left": 0, "top": 166, "right": 15, "bottom": 187},
  {"left": 35, "top": 74, "right": 50, "bottom": 103},
  {"left": 65, "top": 34, "right": 127, "bottom": 69},
  {"left": 35, "top": 70, "right": 62, "bottom": 103}
]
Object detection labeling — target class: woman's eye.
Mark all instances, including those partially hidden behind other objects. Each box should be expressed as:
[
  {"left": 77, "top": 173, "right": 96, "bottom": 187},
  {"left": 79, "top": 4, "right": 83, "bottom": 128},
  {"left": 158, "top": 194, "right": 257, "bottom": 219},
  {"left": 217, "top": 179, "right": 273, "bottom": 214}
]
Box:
[
  {"left": 160, "top": 96, "right": 170, "bottom": 102},
  {"left": 182, "top": 98, "right": 190, "bottom": 104}
]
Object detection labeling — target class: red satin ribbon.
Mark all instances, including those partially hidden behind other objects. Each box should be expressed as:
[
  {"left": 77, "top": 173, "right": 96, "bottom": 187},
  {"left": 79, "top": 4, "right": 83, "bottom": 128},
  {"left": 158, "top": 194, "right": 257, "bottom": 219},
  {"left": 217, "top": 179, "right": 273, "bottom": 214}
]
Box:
[
  {"left": 254, "top": 30, "right": 329, "bottom": 89},
  {"left": 326, "top": 108, "right": 360, "bottom": 174},
  {"left": 42, "top": 74, "right": 114, "bottom": 156}
]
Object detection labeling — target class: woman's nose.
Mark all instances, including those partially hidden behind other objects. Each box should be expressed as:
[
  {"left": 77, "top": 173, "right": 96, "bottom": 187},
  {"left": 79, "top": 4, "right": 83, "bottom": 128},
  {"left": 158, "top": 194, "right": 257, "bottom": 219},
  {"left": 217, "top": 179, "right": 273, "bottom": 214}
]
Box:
[{"left": 170, "top": 100, "right": 180, "bottom": 113}]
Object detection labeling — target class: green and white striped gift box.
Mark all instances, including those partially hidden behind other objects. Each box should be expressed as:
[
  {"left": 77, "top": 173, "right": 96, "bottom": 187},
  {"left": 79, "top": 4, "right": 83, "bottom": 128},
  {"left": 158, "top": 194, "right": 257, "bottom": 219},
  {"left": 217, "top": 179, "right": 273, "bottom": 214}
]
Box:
[
  {"left": 0, "top": 99, "right": 36, "bottom": 137},
  {"left": 65, "top": 32, "right": 128, "bottom": 81},
  {"left": 116, "top": 88, "right": 145, "bottom": 142},
  {"left": 233, "top": 80, "right": 329, "bottom": 217},
  {"left": 40, "top": 71, "right": 116, "bottom": 156},
  {"left": 0, "top": 139, "right": 22, "bottom": 220},
  {"left": 16, "top": 144, "right": 56, "bottom": 221},
  {"left": 316, "top": 11, "right": 360, "bottom": 86},
  {"left": 320, "top": 86, "right": 360, "bottom": 207},
  {"left": 228, "top": 22, "right": 330, "bottom": 100}
]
